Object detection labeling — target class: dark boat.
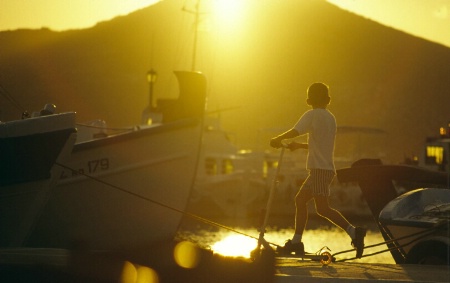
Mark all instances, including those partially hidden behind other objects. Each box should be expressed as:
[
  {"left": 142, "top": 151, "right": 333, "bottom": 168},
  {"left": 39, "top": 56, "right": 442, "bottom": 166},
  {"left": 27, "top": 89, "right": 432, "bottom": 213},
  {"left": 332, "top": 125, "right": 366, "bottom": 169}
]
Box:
[{"left": 337, "top": 159, "right": 450, "bottom": 265}]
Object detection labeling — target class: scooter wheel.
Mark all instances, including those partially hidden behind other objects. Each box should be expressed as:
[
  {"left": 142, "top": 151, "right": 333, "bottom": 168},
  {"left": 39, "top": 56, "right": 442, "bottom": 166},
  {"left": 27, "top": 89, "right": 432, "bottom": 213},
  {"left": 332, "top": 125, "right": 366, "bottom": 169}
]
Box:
[{"left": 320, "top": 251, "right": 332, "bottom": 265}]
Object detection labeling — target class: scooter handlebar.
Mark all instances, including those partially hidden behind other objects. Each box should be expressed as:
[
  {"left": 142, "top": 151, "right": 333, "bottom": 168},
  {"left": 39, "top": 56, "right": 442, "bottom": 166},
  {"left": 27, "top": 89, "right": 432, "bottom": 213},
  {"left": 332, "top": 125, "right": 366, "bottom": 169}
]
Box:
[{"left": 283, "top": 141, "right": 308, "bottom": 151}]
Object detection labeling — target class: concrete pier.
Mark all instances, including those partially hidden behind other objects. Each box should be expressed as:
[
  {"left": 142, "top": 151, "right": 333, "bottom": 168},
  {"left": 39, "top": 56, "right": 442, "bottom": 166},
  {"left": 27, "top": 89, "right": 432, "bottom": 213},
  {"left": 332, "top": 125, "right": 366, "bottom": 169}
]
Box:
[{"left": 276, "top": 257, "right": 450, "bottom": 282}]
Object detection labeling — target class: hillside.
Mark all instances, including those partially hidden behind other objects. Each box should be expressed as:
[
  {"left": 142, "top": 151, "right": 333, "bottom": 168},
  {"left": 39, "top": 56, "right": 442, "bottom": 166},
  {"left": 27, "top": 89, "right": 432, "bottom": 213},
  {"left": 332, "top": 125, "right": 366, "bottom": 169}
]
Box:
[{"left": 1, "top": 0, "right": 450, "bottom": 163}]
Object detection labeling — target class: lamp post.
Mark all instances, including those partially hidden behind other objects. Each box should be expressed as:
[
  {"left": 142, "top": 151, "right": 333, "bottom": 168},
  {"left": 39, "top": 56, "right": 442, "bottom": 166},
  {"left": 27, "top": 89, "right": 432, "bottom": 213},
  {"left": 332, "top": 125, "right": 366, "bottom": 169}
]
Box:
[{"left": 146, "top": 68, "right": 157, "bottom": 109}]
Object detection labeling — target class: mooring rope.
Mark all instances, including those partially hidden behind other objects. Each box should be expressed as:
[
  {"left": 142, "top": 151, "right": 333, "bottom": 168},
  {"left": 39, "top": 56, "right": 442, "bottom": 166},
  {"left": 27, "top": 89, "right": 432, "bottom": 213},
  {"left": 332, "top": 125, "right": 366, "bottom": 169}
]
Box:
[
  {"left": 55, "top": 162, "right": 266, "bottom": 243},
  {"left": 332, "top": 223, "right": 444, "bottom": 262},
  {"left": 75, "top": 122, "right": 135, "bottom": 133}
]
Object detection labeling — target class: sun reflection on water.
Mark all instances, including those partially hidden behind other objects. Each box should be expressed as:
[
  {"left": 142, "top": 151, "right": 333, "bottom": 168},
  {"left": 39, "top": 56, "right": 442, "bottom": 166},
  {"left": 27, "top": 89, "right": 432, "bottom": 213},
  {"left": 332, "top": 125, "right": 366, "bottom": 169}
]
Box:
[
  {"left": 211, "top": 234, "right": 257, "bottom": 258},
  {"left": 180, "top": 225, "right": 396, "bottom": 264}
]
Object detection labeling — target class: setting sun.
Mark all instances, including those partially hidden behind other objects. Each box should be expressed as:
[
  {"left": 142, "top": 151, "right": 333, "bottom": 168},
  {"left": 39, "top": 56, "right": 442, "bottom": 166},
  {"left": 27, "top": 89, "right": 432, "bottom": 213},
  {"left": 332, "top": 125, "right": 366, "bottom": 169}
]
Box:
[
  {"left": 207, "top": 0, "right": 248, "bottom": 32},
  {"left": 211, "top": 234, "right": 257, "bottom": 258},
  {"left": 213, "top": 0, "right": 244, "bottom": 23}
]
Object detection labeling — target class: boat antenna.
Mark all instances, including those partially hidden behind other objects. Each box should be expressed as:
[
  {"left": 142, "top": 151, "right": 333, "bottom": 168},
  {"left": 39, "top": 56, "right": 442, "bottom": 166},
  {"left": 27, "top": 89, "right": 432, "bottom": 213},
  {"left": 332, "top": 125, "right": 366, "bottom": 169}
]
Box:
[
  {"left": 150, "top": 32, "right": 155, "bottom": 68},
  {"left": 182, "top": 0, "right": 204, "bottom": 71},
  {"left": 0, "top": 84, "right": 25, "bottom": 113},
  {"left": 0, "top": 83, "right": 27, "bottom": 120}
]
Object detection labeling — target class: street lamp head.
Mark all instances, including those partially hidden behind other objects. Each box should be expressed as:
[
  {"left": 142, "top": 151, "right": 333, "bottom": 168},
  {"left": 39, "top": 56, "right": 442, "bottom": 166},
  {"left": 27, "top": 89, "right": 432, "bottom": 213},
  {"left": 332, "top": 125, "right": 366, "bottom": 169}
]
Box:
[{"left": 147, "top": 69, "right": 157, "bottom": 83}]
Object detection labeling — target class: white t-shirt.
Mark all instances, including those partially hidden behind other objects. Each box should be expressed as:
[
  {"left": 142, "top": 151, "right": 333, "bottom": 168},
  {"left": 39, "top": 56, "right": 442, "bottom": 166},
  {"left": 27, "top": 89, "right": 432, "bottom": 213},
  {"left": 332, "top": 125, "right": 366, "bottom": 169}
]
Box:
[{"left": 293, "top": 108, "right": 336, "bottom": 171}]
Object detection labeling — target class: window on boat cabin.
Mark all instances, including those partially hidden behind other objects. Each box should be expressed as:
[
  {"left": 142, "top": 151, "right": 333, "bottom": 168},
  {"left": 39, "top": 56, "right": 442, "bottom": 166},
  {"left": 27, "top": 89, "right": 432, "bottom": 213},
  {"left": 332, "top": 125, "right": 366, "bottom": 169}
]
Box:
[
  {"left": 425, "top": 146, "right": 444, "bottom": 165},
  {"left": 222, "top": 159, "right": 234, "bottom": 174},
  {"left": 205, "top": 158, "right": 234, "bottom": 175},
  {"left": 263, "top": 160, "right": 278, "bottom": 179},
  {"left": 205, "top": 158, "right": 218, "bottom": 175}
]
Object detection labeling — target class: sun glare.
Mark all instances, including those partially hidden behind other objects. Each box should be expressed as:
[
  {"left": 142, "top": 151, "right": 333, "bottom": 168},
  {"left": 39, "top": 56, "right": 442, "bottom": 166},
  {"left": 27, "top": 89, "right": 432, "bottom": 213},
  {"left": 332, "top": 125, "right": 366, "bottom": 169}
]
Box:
[
  {"left": 211, "top": 0, "right": 246, "bottom": 30},
  {"left": 211, "top": 234, "right": 257, "bottom": 258}
]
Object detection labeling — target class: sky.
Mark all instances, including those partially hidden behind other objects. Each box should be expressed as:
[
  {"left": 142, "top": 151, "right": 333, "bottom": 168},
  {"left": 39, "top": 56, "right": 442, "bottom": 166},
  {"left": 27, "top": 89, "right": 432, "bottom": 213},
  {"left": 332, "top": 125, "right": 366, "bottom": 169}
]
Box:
[
  {"left": 0, "top": 0, "right": 449, "bottom": 48},
  {"left": 0, "top": 0, "right": 159, "bottom": 31},
  {"left": 328, "top": 0, "right": 450, "bottom": 48}
]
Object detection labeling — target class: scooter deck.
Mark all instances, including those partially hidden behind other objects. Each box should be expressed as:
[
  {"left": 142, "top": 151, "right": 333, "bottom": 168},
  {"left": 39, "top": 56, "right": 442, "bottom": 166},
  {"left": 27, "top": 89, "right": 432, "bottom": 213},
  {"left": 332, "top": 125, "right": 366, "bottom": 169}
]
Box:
[{"left": 275, "top": 248, "right": 334, "bottom": 265}]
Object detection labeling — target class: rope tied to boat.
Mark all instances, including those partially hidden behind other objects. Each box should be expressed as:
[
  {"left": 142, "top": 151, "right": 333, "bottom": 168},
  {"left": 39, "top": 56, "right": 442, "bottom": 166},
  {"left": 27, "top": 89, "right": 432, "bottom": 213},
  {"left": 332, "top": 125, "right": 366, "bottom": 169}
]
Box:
[
  {"left": 332, "top": 223, "right": 447, "bottom": 262},
  {"left": 55, "top": 162, "right": 267, "bottom": 243}
]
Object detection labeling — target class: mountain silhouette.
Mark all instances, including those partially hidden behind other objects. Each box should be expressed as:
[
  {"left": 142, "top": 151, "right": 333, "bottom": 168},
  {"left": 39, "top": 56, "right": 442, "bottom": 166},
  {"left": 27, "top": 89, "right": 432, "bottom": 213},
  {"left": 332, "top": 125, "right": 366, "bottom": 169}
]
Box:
[{"left": 1, "top": 0, "right": 449, "bottom": 163}]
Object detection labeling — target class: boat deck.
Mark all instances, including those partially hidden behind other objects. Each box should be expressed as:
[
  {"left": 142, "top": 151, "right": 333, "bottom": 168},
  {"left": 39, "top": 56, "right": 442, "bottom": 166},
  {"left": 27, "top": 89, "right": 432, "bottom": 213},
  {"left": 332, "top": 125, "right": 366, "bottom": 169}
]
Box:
[{"left": 276, "top": 257, "right": 450, "bottom": 282}]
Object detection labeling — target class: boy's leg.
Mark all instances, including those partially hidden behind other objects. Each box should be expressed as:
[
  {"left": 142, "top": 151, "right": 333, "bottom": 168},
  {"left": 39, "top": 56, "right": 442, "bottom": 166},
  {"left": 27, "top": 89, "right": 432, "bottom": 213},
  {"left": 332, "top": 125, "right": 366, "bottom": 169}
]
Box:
[
  {"left": 314, "top": 196, "right": 366, "bottom": 258},
  {"left": 277, "top": 187, "right": 312, "bottom": 255},
  {"left": 314, "top": 196, "right": 351, "bottom": 231},
  {"left": 294, "top": 189, "right": 313, "bottom": 237},
  {"left": 308, "top": 170, "right": 344, "bottom": 229}
]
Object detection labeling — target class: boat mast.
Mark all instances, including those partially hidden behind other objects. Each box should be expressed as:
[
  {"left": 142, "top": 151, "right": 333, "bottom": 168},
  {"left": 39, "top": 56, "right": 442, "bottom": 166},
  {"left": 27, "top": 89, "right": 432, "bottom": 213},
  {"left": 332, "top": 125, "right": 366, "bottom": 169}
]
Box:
[
  {"left": 183, "top": 0, "right": 202, "bottom": 71},
  {"left": 192, "top": 0, "right": 201, "bottom": 71}
]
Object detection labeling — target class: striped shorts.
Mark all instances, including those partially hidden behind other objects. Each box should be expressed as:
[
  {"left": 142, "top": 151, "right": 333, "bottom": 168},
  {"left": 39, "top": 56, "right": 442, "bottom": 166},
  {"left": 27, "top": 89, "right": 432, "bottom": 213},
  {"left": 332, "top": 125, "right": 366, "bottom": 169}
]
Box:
[{"left": 300, "top": 169, "right": 336, "bottom": 196}]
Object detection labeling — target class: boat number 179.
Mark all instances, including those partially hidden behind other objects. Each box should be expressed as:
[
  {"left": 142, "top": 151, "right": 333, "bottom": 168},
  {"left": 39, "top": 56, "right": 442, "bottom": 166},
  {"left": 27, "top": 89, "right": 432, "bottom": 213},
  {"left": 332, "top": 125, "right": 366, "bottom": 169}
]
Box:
[{"left": 60, "top": 158, "right": 110, "bottom": 179}]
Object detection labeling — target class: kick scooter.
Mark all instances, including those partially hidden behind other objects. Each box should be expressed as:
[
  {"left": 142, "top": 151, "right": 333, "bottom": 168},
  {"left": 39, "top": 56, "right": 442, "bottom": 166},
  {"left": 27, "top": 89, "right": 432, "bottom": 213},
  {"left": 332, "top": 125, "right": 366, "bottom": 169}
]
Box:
[{"left": 250, "top": 143, "right": 333, "bottom": 265}]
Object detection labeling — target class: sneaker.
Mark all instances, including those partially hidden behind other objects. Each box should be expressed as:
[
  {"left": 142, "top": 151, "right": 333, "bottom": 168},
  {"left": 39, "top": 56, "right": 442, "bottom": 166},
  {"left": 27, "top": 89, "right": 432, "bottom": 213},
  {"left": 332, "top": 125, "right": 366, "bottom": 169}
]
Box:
[
  {"left": 277, "top": 240, "right": 305, "bottom": 256},
  {"left": 351, "top": 227, "right": 366, "bottom": 258}
]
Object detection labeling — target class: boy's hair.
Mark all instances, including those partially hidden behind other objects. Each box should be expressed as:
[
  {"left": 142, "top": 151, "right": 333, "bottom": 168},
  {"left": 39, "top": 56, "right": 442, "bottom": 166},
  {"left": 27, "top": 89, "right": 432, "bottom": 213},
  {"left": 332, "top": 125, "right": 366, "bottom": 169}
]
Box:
[{"left": 307, "top": 82, "right": 329, "bottom": 105}]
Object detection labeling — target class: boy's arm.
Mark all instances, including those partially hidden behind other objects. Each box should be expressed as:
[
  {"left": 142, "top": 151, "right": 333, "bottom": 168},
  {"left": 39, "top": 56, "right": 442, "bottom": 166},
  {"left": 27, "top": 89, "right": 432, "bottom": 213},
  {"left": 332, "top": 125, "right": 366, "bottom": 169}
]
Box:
[
  {"left": 287, "top": 142, "right": 308, "bottom": 151},
  {"left": 270, "top": 129, "right": 299, "bottom": 148}
]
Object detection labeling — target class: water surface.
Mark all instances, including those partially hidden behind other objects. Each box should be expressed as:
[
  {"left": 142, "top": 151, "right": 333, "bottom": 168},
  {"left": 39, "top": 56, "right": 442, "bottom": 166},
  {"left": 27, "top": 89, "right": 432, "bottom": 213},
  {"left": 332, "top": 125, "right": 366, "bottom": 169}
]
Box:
[{"left": 177, "top": 215, "right": 396, "bottom": 264}]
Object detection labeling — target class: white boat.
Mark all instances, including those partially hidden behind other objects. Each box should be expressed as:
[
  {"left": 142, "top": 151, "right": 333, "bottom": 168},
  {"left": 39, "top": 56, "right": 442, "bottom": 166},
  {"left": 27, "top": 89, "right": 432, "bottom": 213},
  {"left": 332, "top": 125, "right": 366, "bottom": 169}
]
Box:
[
  {"left": 0, "top": 71, "right": 207, "bottom": 259},
  {"left": 189, "top": 116, "right": 268, "bottom": 219}
]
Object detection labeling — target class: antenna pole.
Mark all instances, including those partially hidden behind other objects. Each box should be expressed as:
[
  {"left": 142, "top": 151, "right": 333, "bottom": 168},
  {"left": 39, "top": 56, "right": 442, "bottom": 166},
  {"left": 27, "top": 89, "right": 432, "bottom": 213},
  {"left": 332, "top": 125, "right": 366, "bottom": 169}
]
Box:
[
  {"left": 182, "top": 0, "right": 205, "bottom": 71},
  {"left": 191, "top": 0, "right": 201, "bottom": 71}
]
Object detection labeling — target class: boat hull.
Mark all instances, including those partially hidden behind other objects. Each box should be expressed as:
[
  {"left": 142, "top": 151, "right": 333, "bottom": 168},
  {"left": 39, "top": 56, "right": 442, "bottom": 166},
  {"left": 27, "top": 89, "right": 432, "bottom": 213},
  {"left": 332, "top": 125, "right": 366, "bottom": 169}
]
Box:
[
  {"left": 25, "top": 119, "right": 203, "bottom": 253},
  {"left": 379, "top": 188, "right": 450, "bottom": 262},
  {"left": 0, "top": 113, "right": 77, "bottom": 247},
  {"left": 337, "top": 160, "right": 450, "bottom": 264},
  {"left": 0, "top": 113, "right": 76, "bottom": 186},
  {"left": 191, "top": 171, "right": 267, "bottom": 219}
]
